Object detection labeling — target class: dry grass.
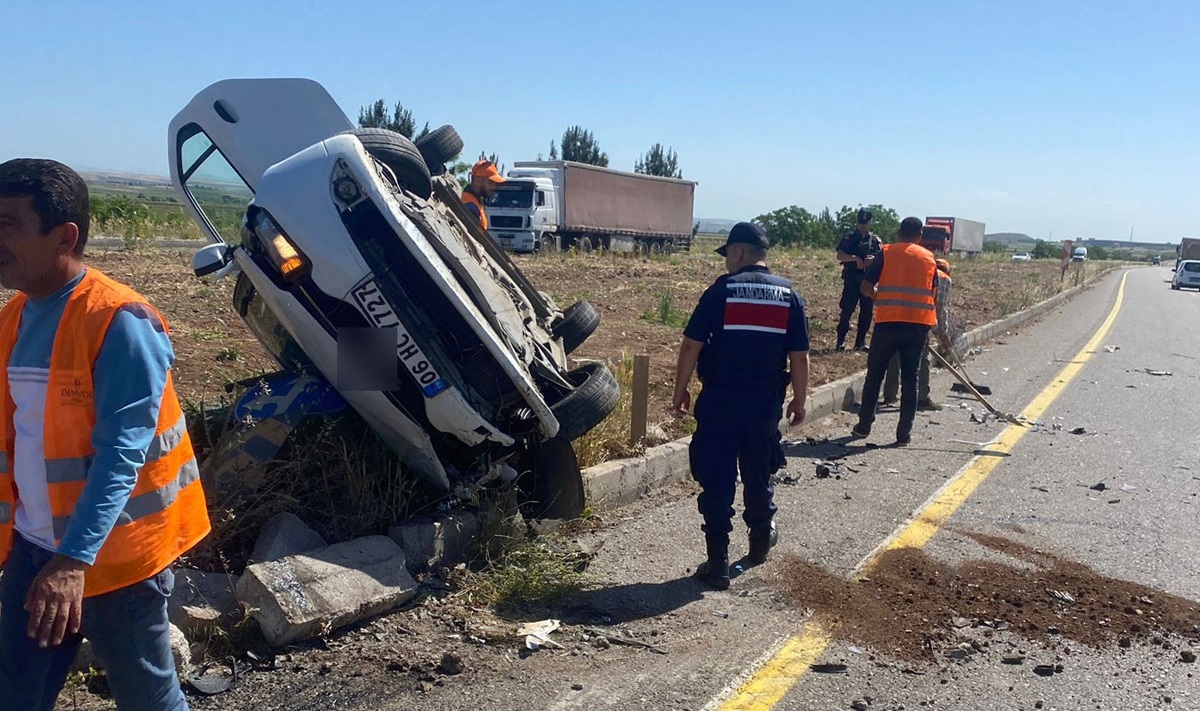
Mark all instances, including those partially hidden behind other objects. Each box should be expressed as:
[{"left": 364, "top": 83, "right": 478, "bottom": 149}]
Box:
[{"left": 571, "top": 353, "right": 634, "bottom": 468}]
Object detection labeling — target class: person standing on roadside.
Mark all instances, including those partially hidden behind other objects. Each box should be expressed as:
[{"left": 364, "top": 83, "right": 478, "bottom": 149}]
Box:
[
  {"left": 835, "top": 207, "right": 882, "bottom": 352},
  {"left": 0, "top": 158, "right": 210, "bottom": 711},
  {"left": 851, "top": 216, "right": 939, "bottom": 446},
  {"left": 881, "top": 258, "right": 955, "bottom": 409},
  {"left": 460, "top": 159, "right": 506, "bottom": 230},
  {"left": 672, "top": 222, "right": 810, "bottom": 590}
]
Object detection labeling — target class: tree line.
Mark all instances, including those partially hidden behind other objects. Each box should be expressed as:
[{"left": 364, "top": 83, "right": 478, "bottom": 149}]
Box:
[
  {"left": 358, "top": 99, "right": 685, "bottom": 180},
  {"left": 750, "top": 204, "right": 902, "bottom": 249}
]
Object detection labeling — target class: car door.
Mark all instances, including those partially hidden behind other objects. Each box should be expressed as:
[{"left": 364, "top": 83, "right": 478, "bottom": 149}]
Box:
[{"left": 168, "top": 79, "right": 354, "bottom": 242}]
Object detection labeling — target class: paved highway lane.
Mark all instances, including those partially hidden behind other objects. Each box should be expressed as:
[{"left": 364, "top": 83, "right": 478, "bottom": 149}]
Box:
[
  {"left": 184, "top": 268, "right": 1196, "bottom": 711},
  {"left": 725, "top": 267, "right": 1200, "bottom": 711}
]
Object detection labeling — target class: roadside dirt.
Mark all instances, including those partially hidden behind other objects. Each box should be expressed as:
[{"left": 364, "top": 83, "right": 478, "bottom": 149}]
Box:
[{"left": 3, "top": 245, "right": 1086, "bottom": 447}]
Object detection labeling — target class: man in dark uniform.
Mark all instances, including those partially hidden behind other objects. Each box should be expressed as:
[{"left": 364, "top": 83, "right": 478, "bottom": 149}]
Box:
[
  {"left": 672, "top": 222, "right": 810, "bottom": 590},
  {"left": 835, "top": 208, "right": 882, "bottom": 352}
]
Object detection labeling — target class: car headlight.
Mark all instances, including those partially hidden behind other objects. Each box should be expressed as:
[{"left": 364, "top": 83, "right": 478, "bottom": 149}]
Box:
[{"left": 252, "top": 209, "right": 310, "bottom": 283}]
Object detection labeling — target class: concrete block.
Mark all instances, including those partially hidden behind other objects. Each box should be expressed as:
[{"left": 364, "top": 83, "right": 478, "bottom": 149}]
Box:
[
  {"left": 169, "top": 568, "right": 240, "bottom": 635},
  {"left": 440, "top": 511, "right": 483, "bottom": 565},
  {"left": 237, "top": 535, "right": 417, "bottom": 646},
  {"left": 389, "top": 517, "right": 439, "bottom": 573},
  {"left": 248, "top": 512, "right": 327, "bottom": 564}
]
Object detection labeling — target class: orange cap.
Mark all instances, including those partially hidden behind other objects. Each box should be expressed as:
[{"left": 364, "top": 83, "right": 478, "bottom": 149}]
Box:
[
  {"left": 936, "top": 258, "right": 951, "bottom": 274},
  {"left": 471, "top": 160, "right": 506, "bottom": 184}
]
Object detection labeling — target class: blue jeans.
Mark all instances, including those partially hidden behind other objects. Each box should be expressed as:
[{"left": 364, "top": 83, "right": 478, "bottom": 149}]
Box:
[{"left": 0, "top": 534, "right": 188, "bottom": 711}]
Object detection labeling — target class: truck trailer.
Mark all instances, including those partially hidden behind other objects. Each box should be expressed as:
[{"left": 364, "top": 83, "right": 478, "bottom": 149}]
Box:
[
  {"left": 924, "top": 216, "right": 986, "bottom": 255},
  {"left": 485, "top": 161, "right": 696, "bottom": 254}
]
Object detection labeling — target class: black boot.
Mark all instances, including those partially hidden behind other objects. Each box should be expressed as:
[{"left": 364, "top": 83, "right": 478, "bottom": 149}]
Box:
[
  {"left": 695, "top": 538, "right": 730, "bottom": 590},
  {"left": 748, "top": 521, "right": 779, "bottom": 564}
]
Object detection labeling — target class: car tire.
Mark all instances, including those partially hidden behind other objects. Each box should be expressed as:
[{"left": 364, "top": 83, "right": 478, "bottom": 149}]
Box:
[
  {"left": 552, "top": 300, "right": 600, "bottom": 355},
  {"left": 514, "top": 435, "right": 586, "bottom": 521},
  {"left": 342, "top": 128, "right": 432, "bottom": 199},
  {"left": 1172, "top": 283, "right": 1180, "bottom": 290},
  {"left": 550, "top": 361, "right": 620, "bottom": 442},
  {"left": 415, "top": 124, "right": 464, "bottom": 174}
]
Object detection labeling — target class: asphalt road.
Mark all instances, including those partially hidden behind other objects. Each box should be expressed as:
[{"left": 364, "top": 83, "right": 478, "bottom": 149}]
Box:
[
  {"left": 375, "top": 266, "right": 1198, "bottom": 711},
  {"left": 150, "top": 266, "right": 1195, "bottom": 711}
]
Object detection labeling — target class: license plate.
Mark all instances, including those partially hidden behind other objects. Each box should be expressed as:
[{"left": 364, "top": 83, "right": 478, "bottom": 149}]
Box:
[{"left": 350, "top": 279, "right": 449, "bottom": 398}]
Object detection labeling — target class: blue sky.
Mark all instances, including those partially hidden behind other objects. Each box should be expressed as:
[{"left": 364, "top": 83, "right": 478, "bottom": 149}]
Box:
[{"left": 1, "top": 0, "right": 1196, "bottom": 241}]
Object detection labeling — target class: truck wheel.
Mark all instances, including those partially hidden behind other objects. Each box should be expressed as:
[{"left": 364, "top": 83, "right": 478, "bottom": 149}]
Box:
[
  {"left": 342, "top": 128, "right": 432, "bottom": 199},
  {"left": 550, "top": 361, "right": 620, "bottom": 442},
  {"left": 663, "top": 241, "right": 675, "bottom": 256},
  {"left": 415, "top": 124, "right": 464, "bottom": 173},
  {"left": 577, "top": 237, "right": 594, "bottom": 254},
  {"left": 552, "top": 300, "right": 600, "bottom": 355},
  {"left": 514, "top": 435, "right": 585, "bottom": 520}
]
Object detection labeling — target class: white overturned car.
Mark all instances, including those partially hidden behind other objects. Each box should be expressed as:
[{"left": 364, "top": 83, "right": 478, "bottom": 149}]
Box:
[{"left": 169, "top": 79, "right": 615, "bottom": 516}]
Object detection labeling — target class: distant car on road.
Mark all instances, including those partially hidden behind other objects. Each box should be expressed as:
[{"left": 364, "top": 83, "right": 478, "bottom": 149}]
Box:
[
  {"left": 1072, "top": 247, "right": 1088, "bottom": 262},
  {"left": 1011, "top": 252, "right": 1032, "bottom": 262},
  {"left": 1152, "top": 255, "right": 1161, "bottom": 266},
  {"left": 1171, "top": 259, "right": 1200, "bottom": 290}
]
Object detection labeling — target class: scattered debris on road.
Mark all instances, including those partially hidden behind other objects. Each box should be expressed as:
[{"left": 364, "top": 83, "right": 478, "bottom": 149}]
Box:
[
  {"left": 810, "top": 663, "right": 849, "bottom": 674},
  {"left": 774, "top": 529, "right": 1200, "bottom": 665},
  {"left": 1070, "top": 427, "right": 1088, "bottom": 435},
  {"left": 1132, "top": 368, "right": 1173, "bottom": 377}
]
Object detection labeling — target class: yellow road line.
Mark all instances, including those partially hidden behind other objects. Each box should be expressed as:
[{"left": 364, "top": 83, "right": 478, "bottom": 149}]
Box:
[{"left": 714, "top": 271, "right": 1131, "bottom": 711}]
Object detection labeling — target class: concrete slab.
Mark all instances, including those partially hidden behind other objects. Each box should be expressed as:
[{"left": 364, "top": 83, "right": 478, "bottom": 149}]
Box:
[
  {"left": 237, "top": 535, "right": 418, "bottom": 646},
  {"left": 248, "top": 512, "right": 327, "bottom": 564}
]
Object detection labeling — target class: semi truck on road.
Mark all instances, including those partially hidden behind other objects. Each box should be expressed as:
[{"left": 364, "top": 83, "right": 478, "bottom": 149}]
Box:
[
  {"left": 1178, "top": 237, "right": 1200, "bottom": 267},
  {"left": 485, "top": 160, "right": 696, "bottom": 254},
  {"left": 924, "top": 216, "right": 986, "bottom": 255}
]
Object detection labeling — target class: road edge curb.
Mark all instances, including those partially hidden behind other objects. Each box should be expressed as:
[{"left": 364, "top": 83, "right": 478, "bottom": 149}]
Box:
[{"left": 583, "top": 266, "right": 1122, "bottom": 512}]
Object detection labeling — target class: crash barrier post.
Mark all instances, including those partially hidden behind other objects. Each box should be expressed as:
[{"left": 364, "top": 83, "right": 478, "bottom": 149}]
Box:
[{"left": 630, "top": 354, "right": 650, "bottom": 447}]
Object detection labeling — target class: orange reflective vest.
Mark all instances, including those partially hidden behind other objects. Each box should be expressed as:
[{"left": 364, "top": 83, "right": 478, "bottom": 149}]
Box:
[
  {"left": 0, "top": 268, "right": 210, "bottom": 597},
  {"left": 461, "top": 190, "right": 488, "bottom": 230},
  {"left": 873, "top": 242, "right": 938, "bottom": 327}
]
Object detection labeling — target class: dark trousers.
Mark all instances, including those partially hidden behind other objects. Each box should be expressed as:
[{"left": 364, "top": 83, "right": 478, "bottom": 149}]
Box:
[
  {"left": 883, "top": 347, "right": 931, "bottom": 402},
  {"left": 688, "top": 388, "right": 784, "bottom": 554},
  {"left": 837, "top": 278, "right": 873, "bottom": 348},
  {"left": 857, "top": 323, "right": 930, "bottom": 442}
]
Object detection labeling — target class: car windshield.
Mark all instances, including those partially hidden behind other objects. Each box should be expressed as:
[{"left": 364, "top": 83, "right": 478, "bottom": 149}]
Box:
[
  {"left": 177, "top": 125, "right": 254, "bottom": 242},
  {"left": 488, "top": 182, "right": 534, "bottom": 209},
  {"left": 1183, "top": 262, "right": 1200, "bottom": 273}
]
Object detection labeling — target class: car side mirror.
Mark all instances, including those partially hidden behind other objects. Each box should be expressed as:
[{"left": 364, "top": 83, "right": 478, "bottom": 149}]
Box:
[{"left": 192, "top": 242, "right": 241, "bottom": 282}]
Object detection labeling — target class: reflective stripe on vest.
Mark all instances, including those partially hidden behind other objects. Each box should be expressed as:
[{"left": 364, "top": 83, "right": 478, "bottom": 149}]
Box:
[
  {"left": 0, "top": 267, "right": 211, "bottom": 596},
  {"left": 52, "top": 455, "right": 199, "bottom": 539},
  {"left": 874, "top": 243, "right": 938, "bottom": 326},
  {"left": 43, "top": 413, "right": 188, "bottom": 484},
  {"left": 461, "top": 190, "right": 488, "bottom": 230}
]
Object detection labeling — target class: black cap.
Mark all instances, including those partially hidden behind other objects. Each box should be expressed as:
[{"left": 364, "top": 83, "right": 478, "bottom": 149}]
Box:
[
  {"left": 716, "top": 222, "right": 770, "bottom": 256},
  {"left": 857, "top": 208, "right": 873, "bottom": 224}
]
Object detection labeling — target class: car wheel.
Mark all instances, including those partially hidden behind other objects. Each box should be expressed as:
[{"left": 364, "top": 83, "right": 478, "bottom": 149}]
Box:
[
  {"left": 552, "top": 300, "right": 601, "bottom": 355},
  {"left": 514, "top": 435, "right": 586, "bottom": 520},
  {"left": 550, "top": 361, "right": 620, "bottom": 441},
  {"left": 1172, "top": 283, "right": 1180, "bottom": 290},
  {"left": 342, "top": 127, "right": 432, "bottom": 199},
  {"left": 415, "top": 124, "right": 464, "bottom": 174}
]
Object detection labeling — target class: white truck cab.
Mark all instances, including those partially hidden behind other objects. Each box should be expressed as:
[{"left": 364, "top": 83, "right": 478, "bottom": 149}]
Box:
[{"left": 486, "top": 169, "right": 559, "bottom": 253}]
